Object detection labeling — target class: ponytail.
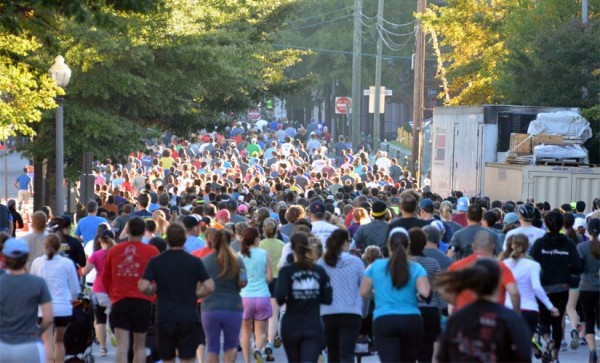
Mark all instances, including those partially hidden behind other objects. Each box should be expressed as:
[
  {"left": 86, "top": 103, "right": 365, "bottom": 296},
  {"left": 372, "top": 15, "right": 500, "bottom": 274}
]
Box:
[
  {"left": 387, "top": 232, "right": 409, "bottom": 289},
  {"left": 324, "top": 229, "right": 348, "bottom": 267},
  {"left": 509, "top": 234, "right": 529, "bottom": 261},
  {"left": 44, "top": 234, "right": 61, "bottom": 260},
  {"left": 213, "top": 230, "right": 240, "bottom": 279},
  {"left": 290, "top": 233, "right": 314, "bottom": 270},
  {"left": 241, "top": 227, "right": 259, "bottom": 258}
]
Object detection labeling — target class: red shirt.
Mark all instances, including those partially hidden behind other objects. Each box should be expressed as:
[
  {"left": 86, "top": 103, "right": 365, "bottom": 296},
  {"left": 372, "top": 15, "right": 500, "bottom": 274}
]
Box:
[
  {"left": 452, "top": 213, "right": 468, "bottom": 228},
  {"left": 102, "top": 241, "right": 159, "bottom": 304},
  {"left": 448, "top": 254, "right": 516, "bottom": 311}
]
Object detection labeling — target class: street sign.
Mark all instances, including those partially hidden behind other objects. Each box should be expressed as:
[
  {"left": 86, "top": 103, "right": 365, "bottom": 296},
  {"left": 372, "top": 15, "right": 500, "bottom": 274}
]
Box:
[
  {"left": 335, "top": 97, "right": 352, "bottom": 114},
  {"left": 363, "top": 88, "right": 393, "bottom": 96},
  {"left": 367, "top": 86, "right": 392, "bottom": 114},
  {"left": 248, "top": 108, "right": 260, "bottom": 120}
]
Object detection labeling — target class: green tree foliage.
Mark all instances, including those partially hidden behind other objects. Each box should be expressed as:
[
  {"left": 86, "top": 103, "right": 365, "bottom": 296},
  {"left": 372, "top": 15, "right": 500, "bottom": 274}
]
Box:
[
  {"left": 420, "top": 0, "right": 517, "bottom": 105},
  {"left": 495, "top": 0, "right": 599, "bottom": 109},
  {"left": 3, "top": 0, "right": 305, "bottom": 178}
]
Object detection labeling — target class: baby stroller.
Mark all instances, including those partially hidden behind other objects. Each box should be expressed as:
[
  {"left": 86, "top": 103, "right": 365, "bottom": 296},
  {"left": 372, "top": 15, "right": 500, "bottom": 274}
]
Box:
[{"left": 65, "top": 294, "right": 95, "bottom": 363}]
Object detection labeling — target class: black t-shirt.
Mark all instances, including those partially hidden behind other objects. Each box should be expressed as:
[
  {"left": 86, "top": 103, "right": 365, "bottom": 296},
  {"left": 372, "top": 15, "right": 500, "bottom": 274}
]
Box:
[
  {"left": 387, "top": 217, "right": 431, "bottom": 237},
  {"left": 142, "top": 250, "right": 210, "bottom": 323},
  {"left": 275, "top": 263, "right": 332, "bottom": 331},
  {"left": 437, "top": 300, "right": 531, "bottom": 363},
  {"left": 61, "top": 235, "right": 87, "bottom": 268}
]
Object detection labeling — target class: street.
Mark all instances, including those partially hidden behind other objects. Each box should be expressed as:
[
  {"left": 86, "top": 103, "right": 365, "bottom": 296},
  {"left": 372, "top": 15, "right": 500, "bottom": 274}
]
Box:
[{"left": 0, "top": 151, "right": 30, "bottom": 204}]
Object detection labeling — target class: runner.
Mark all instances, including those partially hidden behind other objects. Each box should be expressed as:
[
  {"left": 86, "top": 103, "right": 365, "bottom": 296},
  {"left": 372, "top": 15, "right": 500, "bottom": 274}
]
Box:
[
  {"left": 75, "top": 201, "right": 110, "bottom": 246},
  {"left": 30, "top": 234, "right": 80, "bottom": 363},
  {"left": 435, "top": 258, "right": 532, "bottom": 362},
  {"left": 276, "top": 232, "right": 332, "bottom": 363},
  {"left": 0, "top": 238, "right": 53, "bottom": 363},
  {"left": 359, "top": 231, "right": 431, "bottom": 363},
  {"left": 318, "top": 229, "right": 364, "bottom": 363},
  {"left": 14, "top": 167, "right": 33, "bottom": 211},
  {"left": 239, "top": 227, "right": 272, "bottom": 363},
  {"left": 138, "top": 223, "right": 215, "bottom": 363},
  {"left": 102, "top": 217, "right": 160, "bottom": 363}
]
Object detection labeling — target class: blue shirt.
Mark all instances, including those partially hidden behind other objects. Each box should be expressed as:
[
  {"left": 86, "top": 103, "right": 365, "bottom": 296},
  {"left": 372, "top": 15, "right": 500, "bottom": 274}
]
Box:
[
  {"left": 239, "top": 247, "right": 270, "bottom": 298},
  {"left": 75, "top": 215, "right": 110, "bottom": 244},
  {"left": 16, "top": 174, "right": 31, "bottom": 190},
  {"left": 184, "top": 236, "right": 205, "bottom": 253},
  {"left": 365, "top": 259, "right": 426, "bottom": 319}
]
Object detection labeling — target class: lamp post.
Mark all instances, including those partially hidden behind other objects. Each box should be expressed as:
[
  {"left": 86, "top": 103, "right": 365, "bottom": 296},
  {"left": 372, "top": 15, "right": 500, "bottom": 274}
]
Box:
[{"left": 49, "top": 55, "right": 71, "bottom": 216}]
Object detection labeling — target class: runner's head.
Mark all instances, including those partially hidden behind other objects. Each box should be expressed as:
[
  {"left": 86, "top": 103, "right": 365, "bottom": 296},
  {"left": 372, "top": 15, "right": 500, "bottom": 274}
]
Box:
[
  {"left": 165, "top": 223, "right": 186, "bottom": 248},
  {"left": 127, "top": 217, "right": 146, "bottom": 238}
]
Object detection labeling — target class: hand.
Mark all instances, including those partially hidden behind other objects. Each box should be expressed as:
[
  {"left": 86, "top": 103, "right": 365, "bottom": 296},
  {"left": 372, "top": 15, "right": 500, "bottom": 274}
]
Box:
[{"left": 550, "top": 307, "right": 560, "bottom": 317}]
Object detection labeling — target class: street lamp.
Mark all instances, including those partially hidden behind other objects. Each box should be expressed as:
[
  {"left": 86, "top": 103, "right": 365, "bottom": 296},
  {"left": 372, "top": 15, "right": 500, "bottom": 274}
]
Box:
[{"left": 49, "top": 55, "right": 71, "bottom": 216}]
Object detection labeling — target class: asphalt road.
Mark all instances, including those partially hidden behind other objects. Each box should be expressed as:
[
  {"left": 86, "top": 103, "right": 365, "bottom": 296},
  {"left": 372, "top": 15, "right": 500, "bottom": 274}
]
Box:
[
  {"left": 89, "top": 329, "right": 595, "bottom": 363},
  {"left": 0, "top": 151, "right": 29, "bottom": 204}
]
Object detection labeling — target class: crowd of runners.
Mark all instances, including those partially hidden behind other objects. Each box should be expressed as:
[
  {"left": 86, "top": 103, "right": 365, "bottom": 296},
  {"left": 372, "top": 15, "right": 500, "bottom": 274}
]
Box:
[{"left": 0, "top": 118, "right": 599, "bottom": 363}]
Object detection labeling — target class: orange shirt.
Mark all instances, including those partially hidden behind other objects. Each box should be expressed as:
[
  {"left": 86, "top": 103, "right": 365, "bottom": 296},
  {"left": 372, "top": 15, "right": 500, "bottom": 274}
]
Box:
[{"left": 448, "top": 254, "right": 516, "bottom": 311}]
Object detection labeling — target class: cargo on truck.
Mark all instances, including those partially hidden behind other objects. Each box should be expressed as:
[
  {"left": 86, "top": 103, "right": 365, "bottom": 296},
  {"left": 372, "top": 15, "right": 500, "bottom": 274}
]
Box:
[{"left": 430, "top": 105, "right": 582, "bottom": 198}]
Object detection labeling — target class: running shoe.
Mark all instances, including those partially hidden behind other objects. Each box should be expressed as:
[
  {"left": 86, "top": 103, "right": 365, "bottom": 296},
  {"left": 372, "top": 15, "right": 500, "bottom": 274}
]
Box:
[
  {"left": 274, "top": 335, "right": 282, "bottom": 348},
  {"left": 531, "top": 336, "right": 543, "bottom": 359},
  {"left": 253, "top": 350, "right": 264, "bottom": 363},
  {"left": 265, "top": 343, "right": 275, "bottom": 362},
  {"left": 542, "top": 340, "right": 555, "bottom": 363},
  {"left": 570, "top": 328, "right": 580, "bottom": 350},
  {"left": 580, "top": 337, "right": 588, "bottom": 346},
  {"left": 99, "top": 347, "right": 108, "bottom": 357},
  {"left": 589, "top": 350, "right": 598, "bottom": 363}
]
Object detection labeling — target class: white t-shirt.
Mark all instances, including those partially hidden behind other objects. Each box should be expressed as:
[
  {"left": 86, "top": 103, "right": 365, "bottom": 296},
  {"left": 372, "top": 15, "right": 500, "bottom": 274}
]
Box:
[
  {"left": 503, "top": 257, "right": 554, "bottom": 312},
  {"left": 311, "top": 220, "right": 338, "bottom": 248},
  {"left": 31, "top": 255, "right": 80, "bottom": 317},
  {"left": 503, "top": 225, "right": 546, "bottom": 251},
  {"left": 84, "top": 241, "right": 97, "bottom": 285}
]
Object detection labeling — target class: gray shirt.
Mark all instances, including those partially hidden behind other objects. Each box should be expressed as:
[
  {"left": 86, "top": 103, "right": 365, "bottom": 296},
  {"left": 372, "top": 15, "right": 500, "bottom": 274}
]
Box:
[
  {"left": 0, "top": 274, "right": 51, "bottom": 344},
  {"left": 577, "top": 241, "right": 600, "bottom": 292},
  {"left": 424, "top": 247, "right": 453, "bottom": 271},
  {"left": 450, "top": 225, "right": 499, "bottom": 260},
  {"left": 201, "top": 253, "right": 245, "bottom": 312}
]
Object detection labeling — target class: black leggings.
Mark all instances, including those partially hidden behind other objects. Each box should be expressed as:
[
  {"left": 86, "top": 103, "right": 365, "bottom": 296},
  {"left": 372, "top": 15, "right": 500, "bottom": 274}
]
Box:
[
  {"left": 322, "top": 314, "right": 361, "bottom": 363},
  {"left": 538, "top": 291, "right": 569, "bottom": 344},
  {"left": 373, "top": 314, "right": 423, "bottom": 363},
  {"left": 521, "top": 310, "right": 539, "bottom": 338},
  {"left": 281, "top": 327, "right": 324, "bottom": 363},
  {"left": 418, "top": 307, "right": 441, "bottom": 363},
  {"left": 579, "top": 290, "right": 600, "bottom": 335}
]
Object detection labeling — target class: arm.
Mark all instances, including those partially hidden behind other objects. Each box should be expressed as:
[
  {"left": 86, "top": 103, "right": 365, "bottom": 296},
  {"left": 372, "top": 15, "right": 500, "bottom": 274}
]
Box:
[
  {"left": 67, "top": 262, "right": 81, "bottom": 299},
  {"left": 359, "top": 276, "right": 374, "bottom": 300},
  {"left": 74, "top": 242, "right": 87, "bottom": 269},
  {"left": 530, "top": 263, "right": 556, "bottom": 312},
  {"left": 416, "top": 275, "right": 431, "bottom": 300},
  {"left": 39, "top": 302, "right": 53, "bottom": 335},
  {"left": 505, "top": 282, "right": 521, "bottom": 314},
  {"left": 319, "top": 268, "right": 332, "bottom": 305},
  {"left": 265, "top": 255, "right": 273, "bottom": 284},
  {"left": 274, "top": 268, "right": 289, "bottom": 306},
  {"left": 81, "top": 262, "right": 96, "bottom": 277},
  {"left": 138, "top": 278, "right": 156, "bottom": 296},
  {"left": 196, "top": 278, "right": 215, "bottom": 298}
]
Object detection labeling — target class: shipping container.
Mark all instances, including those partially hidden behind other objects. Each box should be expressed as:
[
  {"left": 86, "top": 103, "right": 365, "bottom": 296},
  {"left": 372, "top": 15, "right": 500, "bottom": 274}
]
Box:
[
  {"left": 430, "top": 105, "right": 579, "bottom": 197},
  {"left": 484, "top": 163, "right": 600, "bottom": 213}
]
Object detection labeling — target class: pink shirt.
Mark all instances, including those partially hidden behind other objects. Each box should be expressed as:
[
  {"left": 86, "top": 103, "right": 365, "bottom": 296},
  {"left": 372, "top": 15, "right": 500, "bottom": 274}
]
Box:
[{"left": 89, "top": 249, "right": 108, "bottom": 293}]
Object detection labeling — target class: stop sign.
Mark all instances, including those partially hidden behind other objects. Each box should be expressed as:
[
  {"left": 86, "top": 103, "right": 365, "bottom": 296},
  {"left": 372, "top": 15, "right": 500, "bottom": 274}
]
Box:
[{"left": 335, "top": 97, "right": 352, "bottom": 114}]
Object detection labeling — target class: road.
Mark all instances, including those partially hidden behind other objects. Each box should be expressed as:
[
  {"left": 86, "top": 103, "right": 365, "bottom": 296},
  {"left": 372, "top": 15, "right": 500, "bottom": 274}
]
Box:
[{"left": 90, "top": 329, "right": 595, "bottom": 363}]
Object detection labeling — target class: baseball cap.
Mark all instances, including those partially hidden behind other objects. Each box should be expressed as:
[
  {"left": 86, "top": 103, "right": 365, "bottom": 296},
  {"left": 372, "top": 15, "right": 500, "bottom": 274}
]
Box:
[
  {"left": 588, "top": 218, "right": 600, "bottom": 235},
  {"left": 215, "top": 209, "right": 230, "bottom": 221},
  {"left": 419, "top": 198, "right": 434, "bottom": 209},
  {"left": 200, "top": 216, "right": 212, "bottom": 226},
  {"left": 574, "top": 217, "right": 587, "bottom": 230},
  {"left": 503, "top": 212, "right": 519, "bottom": 225},
  {"left": 2, "top": 238, "right": 29, "bottom": 258},
  {"left": 7, "top": 199, "right": 15, "bottom": 207},
  {"left": 457, "top": 197, "right": 469, "bottom": 212},
  {"left": 517, "top": 205, "right": 535, "bottom": 221},
  {"left": 430, "top": 220, "right": 446, "bottom": 233},
  {"left": 182, "top": 215, "right": 201, "bottom": 229},
  {"left": 309, "top": 201, "right": 326, "bottom": 217},
  {"left": 238, "top": 204, "right": 249, "bottom": 214}
]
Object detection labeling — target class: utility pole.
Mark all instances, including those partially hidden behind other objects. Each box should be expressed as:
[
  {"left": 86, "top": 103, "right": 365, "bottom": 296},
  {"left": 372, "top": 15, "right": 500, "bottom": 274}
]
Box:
[
  {"left": 351, "top": 0, "right": 362, "bottom": 148},
  {"left": 411, "top": 0, "right": 426, "bottom": 182},
  {"left": 373, "top": 0, "right": 384, "bottom": 151}
]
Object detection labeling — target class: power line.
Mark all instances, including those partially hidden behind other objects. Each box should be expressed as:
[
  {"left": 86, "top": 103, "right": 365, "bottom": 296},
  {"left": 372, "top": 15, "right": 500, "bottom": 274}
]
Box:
[
  {"left": 380, "top": 23, "right": 415, "bottom": 37},
  {"left": 279, "top": 14, "right": 353, "bottom": 32},
  {"left": 282, "top": 5, "right": 354, "bottom": 26},
  {"left": 378, "top": 26, "right": 413, "bottom": 51},
  {"left": 380, "top": 17, "right": 415, "bottom": 28},
  {"left": 272, "top": 44, "right": 413, "bottom": 60}
]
